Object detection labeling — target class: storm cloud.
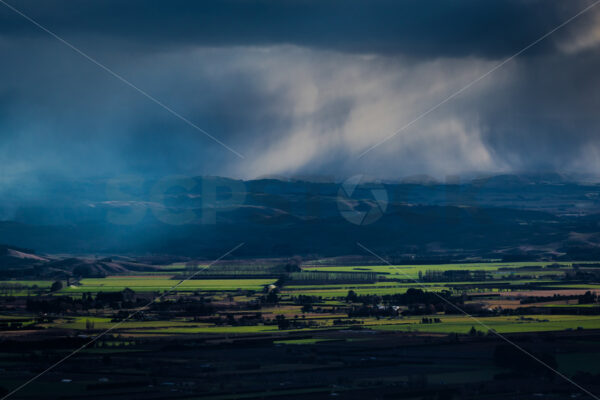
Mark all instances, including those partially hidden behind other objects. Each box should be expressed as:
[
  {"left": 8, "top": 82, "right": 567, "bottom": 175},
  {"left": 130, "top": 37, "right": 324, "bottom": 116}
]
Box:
[{"left": 0, "top": 0, "right": 599, "bottom": 182}]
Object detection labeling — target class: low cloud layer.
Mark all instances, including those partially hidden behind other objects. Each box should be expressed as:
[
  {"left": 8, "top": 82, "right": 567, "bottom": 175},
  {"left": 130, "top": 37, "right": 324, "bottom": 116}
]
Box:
[{"left": 0, "top": 0, "right": 599, "bottom": 183}]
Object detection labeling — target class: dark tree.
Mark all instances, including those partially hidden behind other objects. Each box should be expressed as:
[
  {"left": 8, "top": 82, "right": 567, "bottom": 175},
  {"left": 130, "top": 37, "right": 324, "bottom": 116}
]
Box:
[
  {"left": 275, "top": 315, "right": 290, "bottom": 330},
  {"left": 50, "top": 281, "right": 63, "bottom": 292},
  {"left": 346, "top": 290, "right": 358, "bottom": 303}
]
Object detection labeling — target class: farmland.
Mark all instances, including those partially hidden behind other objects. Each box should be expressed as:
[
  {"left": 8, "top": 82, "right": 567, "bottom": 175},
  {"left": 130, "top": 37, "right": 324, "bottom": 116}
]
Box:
[
  {"left": 2, "top": 260, "right": 600, "bottom": 332},
  {"left": 2, "top": 256, "right": 600, "bottom": 399},
  {"left": 63, "top": 277, "right": 276, "bottom": 292}
]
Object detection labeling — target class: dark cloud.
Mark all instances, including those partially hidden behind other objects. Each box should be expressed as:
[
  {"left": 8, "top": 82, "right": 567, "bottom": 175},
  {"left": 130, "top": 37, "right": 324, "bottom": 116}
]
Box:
[
  {"left": 0, "top": 0, "right": 589, "bottom": 57},
  {"left": 477, "top": 49, "right": 600, "bottom": 172},
  {"left": 0, "top": 0, "right": 599, "bottom": 184}
]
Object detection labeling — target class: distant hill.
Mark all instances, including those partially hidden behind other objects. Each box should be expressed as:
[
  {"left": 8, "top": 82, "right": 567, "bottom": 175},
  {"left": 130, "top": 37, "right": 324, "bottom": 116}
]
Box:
[
  {"left": 0, "top": 244, "right": 48, "bottom": 268},
  {"left": 0, "top": 245, "right": 159, "bottom": 278},
  {"left": 0, "top": 174, "right": 599, "bottom": 260}
]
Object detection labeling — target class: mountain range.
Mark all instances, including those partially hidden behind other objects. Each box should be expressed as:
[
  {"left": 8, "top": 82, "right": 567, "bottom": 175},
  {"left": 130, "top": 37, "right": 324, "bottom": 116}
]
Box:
[{"left": 1, "top": 174, "right": 599, "bottom": 260}]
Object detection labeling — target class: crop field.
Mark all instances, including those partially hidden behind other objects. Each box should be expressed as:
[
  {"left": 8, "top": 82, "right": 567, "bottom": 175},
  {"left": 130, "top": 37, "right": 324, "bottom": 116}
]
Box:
[
  {"left": 1, "top": 259, "right": 600, "bottom": 338},
  {"left": 301, "top": 261, "right": 596, "bottom": 279},
  {"left": 0, "top": 281, "right": 53, "bottom": 288},
  {"left": 1, "top": 261, "right": 600, "bottom": 338},
  {"left": 282, "top": 280, "right": 559, "bottom": 298},
  {"left": 61, "top": 277, "right": 275, "bottom": 293},
  {"left": 3, "top": 259, "right": 600, "bottom": 400},
  {"left": 282, "top": 285, "right": 449, "bottom": 298},
  {"left": 16, "top": 311, "right": 600, "bottom": 337},
  {"left": 368, "top": 314, "right": 600, "bottom": 334},
  {"left": 283, "top": 280, "right": 547, "bottom": 289}
]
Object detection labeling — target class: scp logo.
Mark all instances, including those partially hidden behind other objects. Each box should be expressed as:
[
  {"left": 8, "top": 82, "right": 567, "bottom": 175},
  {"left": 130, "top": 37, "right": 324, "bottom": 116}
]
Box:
[{"left": 337, "top": 175, "right": 388, "bottom": 225}]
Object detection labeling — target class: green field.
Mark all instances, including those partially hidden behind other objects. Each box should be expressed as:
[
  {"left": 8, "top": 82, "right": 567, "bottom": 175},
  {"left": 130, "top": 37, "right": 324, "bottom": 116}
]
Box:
[
  {"left": 282, "top": 286, "right": 449, "bottom": 298},
  {"left": 0, "top": 280, "right": 54, "bottom": 288},
  {"left": 34, "top": 312, "right": 600, "bottom": 336},
  {"left": 60, "top": 277, "right": 275, "bottom": 293},
  {"left": 301, "top": 261, "right": 590, "bottom": 279},
  {"left": 369, "top": 314, "right": 600, "bottom": 334},
  {"left": 3, "top": 255, "right": 600, "bottom": 400},
  {"left": 4, "top": 260, "right": 600, "bottom": 338}
]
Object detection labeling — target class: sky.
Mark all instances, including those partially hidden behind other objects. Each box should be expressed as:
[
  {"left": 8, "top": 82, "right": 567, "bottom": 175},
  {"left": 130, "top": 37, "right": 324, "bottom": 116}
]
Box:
[{"left": 1, "top": 0, "right": 600, "bottom": 182}]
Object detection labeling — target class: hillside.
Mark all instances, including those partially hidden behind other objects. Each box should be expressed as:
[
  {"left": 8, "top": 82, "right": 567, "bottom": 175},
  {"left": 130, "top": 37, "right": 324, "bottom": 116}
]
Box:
[
  {"left": 0, "top": 245, "right": 159, "bottom": 278},
  {"left": 0, "top": 175, "right": 599, "bottom": 259}
]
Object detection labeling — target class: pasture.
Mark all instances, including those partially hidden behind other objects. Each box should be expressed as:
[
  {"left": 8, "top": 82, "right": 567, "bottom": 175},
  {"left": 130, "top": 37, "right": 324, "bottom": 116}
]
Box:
[
  {"left": 3, "top": 260, "right": 600, "bottom": 339},
  {"left": 61, "top": 277, "right": 275, "bottom": 293}
]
